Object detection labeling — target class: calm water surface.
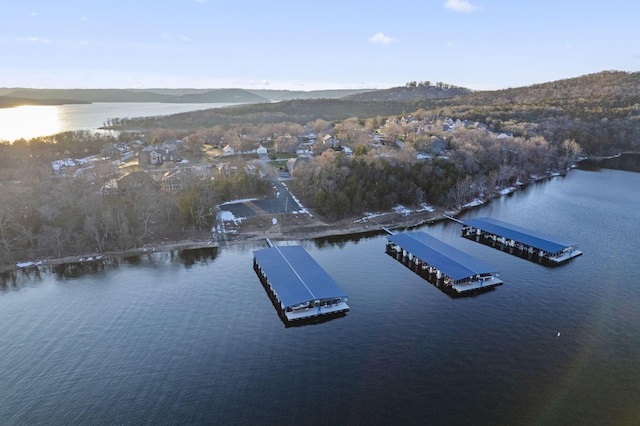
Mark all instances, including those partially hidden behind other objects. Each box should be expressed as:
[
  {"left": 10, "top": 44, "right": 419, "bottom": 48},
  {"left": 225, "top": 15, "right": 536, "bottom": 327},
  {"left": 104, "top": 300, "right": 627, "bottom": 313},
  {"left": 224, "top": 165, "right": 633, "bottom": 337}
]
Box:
[
  {"left": 0, "top": 103, "right": 234, "bottom": 142},
  {"left": 1, "top": 169, "right": 639, "bottom": 425}
]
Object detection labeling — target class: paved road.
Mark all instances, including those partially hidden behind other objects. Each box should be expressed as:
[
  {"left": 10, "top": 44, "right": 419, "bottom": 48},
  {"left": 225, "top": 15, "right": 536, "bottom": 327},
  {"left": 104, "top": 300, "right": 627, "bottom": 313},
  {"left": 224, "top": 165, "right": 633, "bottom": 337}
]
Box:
[{"left": 218, "top": 178, "right": 301, "bottom": 219}]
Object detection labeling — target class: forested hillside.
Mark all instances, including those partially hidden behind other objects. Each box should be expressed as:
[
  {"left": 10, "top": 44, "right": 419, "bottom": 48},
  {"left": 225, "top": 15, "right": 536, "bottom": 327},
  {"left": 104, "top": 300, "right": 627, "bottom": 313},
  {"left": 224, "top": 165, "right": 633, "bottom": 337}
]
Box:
[
  {"left": 117, "top": 71, "right": 640, "bottom": 156},
  {"left": 1, "top": 70, "right": 638, "bottom": 267},
  {"left": 0, "top": 96, "right": 89, "bottom": 107},
  {"left": 0, "top": 87, "right": 374, "bottom": 106},
  {"left": 344, "top": 81, "right": 472, "bottom": 101}
]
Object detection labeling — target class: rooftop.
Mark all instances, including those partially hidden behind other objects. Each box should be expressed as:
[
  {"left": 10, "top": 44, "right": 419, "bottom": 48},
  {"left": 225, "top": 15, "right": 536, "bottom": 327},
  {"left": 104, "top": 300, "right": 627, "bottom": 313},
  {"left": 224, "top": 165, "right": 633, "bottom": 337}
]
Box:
[
  {"left": 387, "top": 232, "right": 499, "bottom": 281},
  {"left": 463, "top": 217, "right": 576, "bottom": 253},
  {"left": 253, "top": 245, "right": 347, "bottom": 308}
]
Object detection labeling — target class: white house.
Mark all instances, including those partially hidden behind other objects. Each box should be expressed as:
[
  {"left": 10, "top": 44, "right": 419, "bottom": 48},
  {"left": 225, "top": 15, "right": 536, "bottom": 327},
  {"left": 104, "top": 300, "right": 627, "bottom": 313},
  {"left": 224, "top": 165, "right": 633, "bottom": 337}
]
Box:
[
  {"left": 256, "top": 144, "right": 268, "bottom": 155},
  {"left": 222, "top": 144, "right": 235, "bottom": 156}
]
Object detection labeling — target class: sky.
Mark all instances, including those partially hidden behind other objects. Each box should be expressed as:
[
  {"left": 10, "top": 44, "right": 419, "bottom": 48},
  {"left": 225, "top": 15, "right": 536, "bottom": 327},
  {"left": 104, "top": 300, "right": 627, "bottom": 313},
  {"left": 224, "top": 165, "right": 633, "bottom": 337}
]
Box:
[{"left": 1, "top": 0, "right": 639, "bottom": 91}]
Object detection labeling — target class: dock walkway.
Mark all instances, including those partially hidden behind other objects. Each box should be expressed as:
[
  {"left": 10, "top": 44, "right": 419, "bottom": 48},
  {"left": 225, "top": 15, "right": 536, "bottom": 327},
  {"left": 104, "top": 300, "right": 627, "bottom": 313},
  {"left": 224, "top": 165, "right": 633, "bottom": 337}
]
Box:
[{"left": 461, "top": 217, "right": 582, "bottom": 265}]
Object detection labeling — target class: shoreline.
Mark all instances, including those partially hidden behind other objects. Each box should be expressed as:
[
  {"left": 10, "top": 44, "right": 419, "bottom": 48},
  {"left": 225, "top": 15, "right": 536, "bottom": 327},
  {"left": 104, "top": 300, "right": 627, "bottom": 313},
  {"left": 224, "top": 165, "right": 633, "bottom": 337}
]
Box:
[
  {"left": 2, "top": 170, "right": 575, "bottom": 274},
  {"left": 1, "top": 210, "right": 446, "bottom": 275}
]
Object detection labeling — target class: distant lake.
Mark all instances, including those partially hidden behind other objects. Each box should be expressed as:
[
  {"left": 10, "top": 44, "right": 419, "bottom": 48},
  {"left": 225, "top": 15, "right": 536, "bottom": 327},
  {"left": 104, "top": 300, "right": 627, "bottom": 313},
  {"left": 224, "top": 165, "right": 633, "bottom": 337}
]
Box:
[
  {"left": 0, "top": 102, "right": 235, "bottom": 142},
  {"left": 1, "top": 168, "right": 639, "bottom": 425}
]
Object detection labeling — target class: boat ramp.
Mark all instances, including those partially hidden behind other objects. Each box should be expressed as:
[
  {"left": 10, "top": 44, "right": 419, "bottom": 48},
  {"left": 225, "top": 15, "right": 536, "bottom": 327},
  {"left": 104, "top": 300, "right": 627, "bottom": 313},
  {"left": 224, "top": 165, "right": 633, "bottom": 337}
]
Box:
[
  {"left": 460, "top": 217, "right": 582, "bottom": 265},
  {"left": 253, "top": 243, "right": 349, "bottom": 323},
  {"left": 385, "top": 230, "right": 503, "bottom": 295}
]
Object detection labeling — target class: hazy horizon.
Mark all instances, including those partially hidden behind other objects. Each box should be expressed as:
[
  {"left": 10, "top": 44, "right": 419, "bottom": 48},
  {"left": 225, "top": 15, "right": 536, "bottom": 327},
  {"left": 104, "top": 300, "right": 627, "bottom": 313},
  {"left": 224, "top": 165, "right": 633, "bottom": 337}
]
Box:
[{"left": 3, "top": 1, "right": 639, "bottom": 92}]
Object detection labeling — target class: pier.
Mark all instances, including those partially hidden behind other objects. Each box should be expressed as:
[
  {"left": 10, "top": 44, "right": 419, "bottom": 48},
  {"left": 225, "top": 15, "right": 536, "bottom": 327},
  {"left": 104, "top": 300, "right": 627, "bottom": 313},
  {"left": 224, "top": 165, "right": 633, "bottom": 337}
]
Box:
[
  {"left": 461, "top": 217, "right": 582, "bottom": 265},
  {"left": 386, "top": 232, "right": 503, "bottom": 295},
  {"left": 253, "top": 244, "right": 349, "bottom": 323}
]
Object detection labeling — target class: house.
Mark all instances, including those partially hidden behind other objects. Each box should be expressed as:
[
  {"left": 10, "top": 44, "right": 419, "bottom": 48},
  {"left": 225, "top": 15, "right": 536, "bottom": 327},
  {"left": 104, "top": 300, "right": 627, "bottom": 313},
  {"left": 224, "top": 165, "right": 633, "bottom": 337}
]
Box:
[
  {"left": 431, "top": 138, "right": 447, "bottom": 154},
  {"left": 295, "top": 141, "right": 313, "bottom": 155},
  {"left": 51, "top": 158, "right": 77, "bottom": 171},
  {"left": 256, "top": 144, "right": 268, "bottom": 155},
  {"left": 160, "top": 140, "right": 181, "bottom": 162},
  {"left": 150, "top": 150, "right": 163, "bottom": 165},
  {"left": 140, "top": 145, "right": 163, "bottom": 165},
  {"left": 322, "top": 134, "right": 339, "bottom": 148},
  {"left": 215, "top": 163, "right": 238, "bottom": 176},
  {"left": 100, "top": 143, "right": 120, "bottom": 159},
  {"left": 99, "top": 171, "right": 157, "bottom": 195},
  {"left": 222, "top": 144, "right": 235, "bottom": 156},
  {"left": 118, "top": 171, "right": 157, "bottom": 192},
  {"left": 161, "top": 169, "right": 195, "bottom": 191},
  {"left": 139, "top": 141, "right": 182, "bottom": 165}
]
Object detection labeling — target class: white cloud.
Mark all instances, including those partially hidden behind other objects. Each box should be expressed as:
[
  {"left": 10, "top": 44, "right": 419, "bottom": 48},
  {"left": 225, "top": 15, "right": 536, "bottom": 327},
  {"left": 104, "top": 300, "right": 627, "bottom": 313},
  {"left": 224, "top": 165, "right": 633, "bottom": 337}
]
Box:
[
  {"left": 444, "top": 0, "right": 479, "bottom": 13},
  {"left": 369, "top": 32, "right": 396, "bottom": 46},
  {"left": 22, "top": 37, "right": 50, "bottom": 43}
]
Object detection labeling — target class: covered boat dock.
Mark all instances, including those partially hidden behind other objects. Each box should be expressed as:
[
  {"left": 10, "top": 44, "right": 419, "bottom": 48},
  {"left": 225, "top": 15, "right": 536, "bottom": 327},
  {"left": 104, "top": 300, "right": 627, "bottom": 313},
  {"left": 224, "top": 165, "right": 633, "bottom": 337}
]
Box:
[
  {"left": 386, "top": 232, "right": 503, "bottom": 294},
  {"left": 461, "top": 217, "right": 582, "bottom": 264},
  {"left": 253, "top": 245, "right": 349, "bottom": 322}
]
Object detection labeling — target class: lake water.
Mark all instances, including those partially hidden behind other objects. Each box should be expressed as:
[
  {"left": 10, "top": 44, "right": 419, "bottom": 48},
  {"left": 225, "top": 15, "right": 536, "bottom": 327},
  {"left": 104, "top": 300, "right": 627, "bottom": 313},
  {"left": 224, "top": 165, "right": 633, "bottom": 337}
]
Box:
[
  {"left": 1, "top": 168, "right": 639, "bottom": 425},
  {"left": 0, "top": 102, "right": 234, "bottom": 142}
]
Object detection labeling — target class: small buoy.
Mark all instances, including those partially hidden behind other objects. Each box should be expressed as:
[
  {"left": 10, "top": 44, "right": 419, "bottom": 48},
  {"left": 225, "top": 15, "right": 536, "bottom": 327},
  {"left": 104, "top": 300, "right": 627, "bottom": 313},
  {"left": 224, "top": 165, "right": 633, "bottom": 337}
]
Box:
[{"left": 557, "top": 332, "right": 561, "bottom": 337}]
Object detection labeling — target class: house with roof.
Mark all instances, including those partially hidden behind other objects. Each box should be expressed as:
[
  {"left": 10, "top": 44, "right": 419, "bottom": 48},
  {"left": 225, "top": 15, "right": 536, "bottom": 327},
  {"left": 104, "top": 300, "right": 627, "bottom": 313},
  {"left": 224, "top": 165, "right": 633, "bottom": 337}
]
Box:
[
  {"left": 139, "top": 141, "right": 182, "bottom": 165},
  {"left": 431, "top": 138, "right": 447, "bottom": 154},
  {"left": 295, "top": 140, "right": 313, "bottom": 155},
  {"left": 99, "top": 171, "right": 158, "bottom": 195},
  {"left": 322, "top": 134, "right": 340, "bottom": 148},
  {"left": 100, "top": 144, "right": 120, "bottom": 159},
  {"left": 497, "top": 132, "right": 514, "bottom": 139},
  {"left": 256, "top": 144, "right": 268, "bottom": 155},
  {"left": 118, "top": 171, "right": 157, "bottom": 192},
  {"left": 161, "top": 169, "right": 195, "bottom": 191},
  {"left": 222, "top": 144, "right": 235, "bottom": 156},
  {"left": 139, "top": 145, "right": 163, "bottom": 165}
]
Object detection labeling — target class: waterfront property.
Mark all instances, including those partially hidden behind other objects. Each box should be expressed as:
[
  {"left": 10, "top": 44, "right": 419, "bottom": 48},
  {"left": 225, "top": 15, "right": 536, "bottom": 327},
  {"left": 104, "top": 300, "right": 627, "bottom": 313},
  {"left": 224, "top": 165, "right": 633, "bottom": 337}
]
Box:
[
  {"left": 385, "top": 231, "right": 503, "bottom": 294},
  {"left": 461, "top": 217, "right": 582, "bottom": 265},
  {"left": 253, "top": 244, "right": 349, "bottom": 322}
]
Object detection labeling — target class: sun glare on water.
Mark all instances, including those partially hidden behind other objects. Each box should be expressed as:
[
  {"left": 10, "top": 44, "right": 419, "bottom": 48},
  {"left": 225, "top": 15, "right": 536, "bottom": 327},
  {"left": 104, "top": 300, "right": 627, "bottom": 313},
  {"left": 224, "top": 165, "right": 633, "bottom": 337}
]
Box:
[{"left": 0, "top": 105, "right": 62, "bottom": 142}]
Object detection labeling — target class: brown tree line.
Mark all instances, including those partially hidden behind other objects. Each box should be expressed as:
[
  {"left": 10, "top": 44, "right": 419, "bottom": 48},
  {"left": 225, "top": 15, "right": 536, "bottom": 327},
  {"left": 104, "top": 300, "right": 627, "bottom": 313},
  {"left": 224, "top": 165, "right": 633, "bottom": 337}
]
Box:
[
  {"left": 0, "top": 152, "right": 271, "bottom": 266},
  {"left": 114, "top": 71, "right": 640, "bottom": 157},
  {"left": 289, "top": 123, "right": 581, "bottom": 219},
  {"left": 3, "top": 69, "right": 636, "bottom": 264}
]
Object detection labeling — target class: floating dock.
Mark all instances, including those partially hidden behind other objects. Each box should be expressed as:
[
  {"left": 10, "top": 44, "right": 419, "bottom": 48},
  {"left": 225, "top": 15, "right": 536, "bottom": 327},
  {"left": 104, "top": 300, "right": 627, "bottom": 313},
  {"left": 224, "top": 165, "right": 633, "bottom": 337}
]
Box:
[
  {"left": 386, "top": 232, "right": 503, "bottom": 294},
  {"left": 461, "top": 217, "right": 582, "bottom": 265},
  {"left": 253, "top": 245, "right": 349, "bottom": 322}
]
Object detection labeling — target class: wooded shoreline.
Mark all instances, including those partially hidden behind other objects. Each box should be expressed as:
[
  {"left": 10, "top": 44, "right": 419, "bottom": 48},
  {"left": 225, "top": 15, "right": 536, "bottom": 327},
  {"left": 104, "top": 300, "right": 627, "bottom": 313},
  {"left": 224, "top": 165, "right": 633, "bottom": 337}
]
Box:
[{"left": 0, "top": 158, "right": 640, "bottom": 274}]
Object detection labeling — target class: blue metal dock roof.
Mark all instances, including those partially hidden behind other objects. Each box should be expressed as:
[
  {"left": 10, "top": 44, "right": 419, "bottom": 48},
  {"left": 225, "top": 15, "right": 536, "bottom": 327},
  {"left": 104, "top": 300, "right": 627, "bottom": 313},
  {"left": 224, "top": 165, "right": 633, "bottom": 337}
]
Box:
[
  {"left": 253, "top": 245, "right": 347, "bottom": 308},
  {"left": 463, "top": 217, "right": 576, "bottom": 254},
  {"left": 387, "top": 232, "right": 499, "bottom": 281}
]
